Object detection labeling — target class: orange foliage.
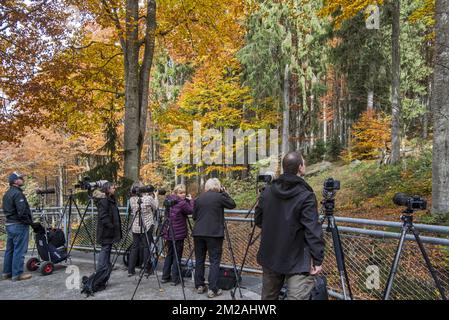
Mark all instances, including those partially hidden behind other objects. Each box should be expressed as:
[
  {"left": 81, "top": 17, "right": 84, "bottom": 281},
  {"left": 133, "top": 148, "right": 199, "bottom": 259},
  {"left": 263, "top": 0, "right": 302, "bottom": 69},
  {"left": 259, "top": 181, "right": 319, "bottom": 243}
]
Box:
[{"left": 342, "top": 110, "right": 391, "bottom": 161}]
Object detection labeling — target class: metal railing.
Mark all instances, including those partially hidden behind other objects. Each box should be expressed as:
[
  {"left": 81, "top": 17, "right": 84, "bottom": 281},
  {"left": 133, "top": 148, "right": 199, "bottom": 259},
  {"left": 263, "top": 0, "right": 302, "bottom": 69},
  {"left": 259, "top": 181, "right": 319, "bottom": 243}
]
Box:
[{"left": 1, "top": 207, "right": 449, "bottom": 300}]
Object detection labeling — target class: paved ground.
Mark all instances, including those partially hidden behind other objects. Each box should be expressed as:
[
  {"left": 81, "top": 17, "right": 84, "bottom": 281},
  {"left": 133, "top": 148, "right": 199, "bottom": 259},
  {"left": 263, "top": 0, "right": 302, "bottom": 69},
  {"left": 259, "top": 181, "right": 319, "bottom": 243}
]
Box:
[{"left": 0, "top": 251, "right": 262, "bottom": 300}]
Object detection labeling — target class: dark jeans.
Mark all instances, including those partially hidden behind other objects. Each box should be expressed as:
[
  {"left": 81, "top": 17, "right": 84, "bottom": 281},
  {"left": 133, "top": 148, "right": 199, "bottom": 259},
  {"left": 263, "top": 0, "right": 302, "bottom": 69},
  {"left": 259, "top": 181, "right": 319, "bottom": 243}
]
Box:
[
  {"left": 97, "top": 244, "right": 112, "bottom": 272},
  {"left": 3, "top": 224, "right": 29, "bottom": 278},
  {"left": 261, "top": 267, "right": 315, "bottom": 300},
  {"left": 128, "top": 228, "right": 154, "bottom": 274},
  {"left": 194, "top": 236, "right": 223, "bottom": 293},
  {"left": 162, "top": 239, "right": 184, "bottom": 282}
]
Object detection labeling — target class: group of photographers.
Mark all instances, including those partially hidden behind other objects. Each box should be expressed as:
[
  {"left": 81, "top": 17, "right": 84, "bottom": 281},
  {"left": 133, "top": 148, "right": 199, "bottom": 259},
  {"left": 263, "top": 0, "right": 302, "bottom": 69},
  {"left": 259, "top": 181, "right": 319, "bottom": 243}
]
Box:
[
  {"left": 92, "top": 176, "right": 237, "bottom": 298},
  {"left": 2, "top": 151, "right": 324, "bottom": 300}
]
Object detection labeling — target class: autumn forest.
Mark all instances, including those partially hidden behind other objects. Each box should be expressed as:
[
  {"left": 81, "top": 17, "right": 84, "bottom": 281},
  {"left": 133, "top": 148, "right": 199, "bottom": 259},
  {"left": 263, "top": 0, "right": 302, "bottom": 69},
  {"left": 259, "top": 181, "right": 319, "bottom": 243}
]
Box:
[{"left": 1, "top": 0, "right": 449, "bottom": 220}]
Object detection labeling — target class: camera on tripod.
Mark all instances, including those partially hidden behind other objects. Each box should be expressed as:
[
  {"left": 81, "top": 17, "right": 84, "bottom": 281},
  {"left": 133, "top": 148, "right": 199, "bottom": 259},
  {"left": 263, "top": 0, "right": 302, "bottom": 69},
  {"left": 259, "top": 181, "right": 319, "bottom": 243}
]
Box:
[
  {"left": 257, "top": 173, "right": 274, "bottom": 184},
  {"left": 257, "top": 171, "right": 275, "bottom": 193},
  {"left": 36, "top": 188, "right": 56, "bottom": 195},
  {"left": 75, "top": 177, "right": 108, "bottom": 191},
  {"left": 393, "top": 193, "right": 427, "bottom": 211},
  {"left": 131, "top": 185, "right": 166, "bottom": 196},
  {"left": 163, "top": 198, "right": 178, "bottom": 208},
  {"left": 323, "top": 178, "right": 340, "bottom": 193},
  {"left": 322, "top": 178, "right": 340, "bottom": 202}
]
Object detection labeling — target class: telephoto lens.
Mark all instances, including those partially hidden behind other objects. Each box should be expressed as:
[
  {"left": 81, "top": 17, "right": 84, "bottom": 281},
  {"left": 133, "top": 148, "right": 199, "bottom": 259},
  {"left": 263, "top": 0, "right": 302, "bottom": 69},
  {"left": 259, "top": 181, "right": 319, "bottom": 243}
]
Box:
[
  {"left": 36, "top": 188, "right": 56, "bottom": 195},
  {"left": 131, "top": 185, "right": 167, "bottom": 195},
  {"left": 393, "top": 193, "right": 427, "bottom": 210}
]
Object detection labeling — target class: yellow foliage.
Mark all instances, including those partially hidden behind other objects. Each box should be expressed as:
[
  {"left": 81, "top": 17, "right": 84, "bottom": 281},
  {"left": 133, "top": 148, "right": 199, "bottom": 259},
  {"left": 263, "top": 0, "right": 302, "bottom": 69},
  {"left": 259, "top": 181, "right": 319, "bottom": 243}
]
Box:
[
  {"left": 140, "top": 162, "right": 165, "bottom": 187},
  {"left": 409, "top": 0, "right": 435, "bottom": 27},
  {"left": 319, "top": 0, "right": 385, "bottom": 28},
  {"left": 343, "top": 110, "right": 391, "bottom": 161}
]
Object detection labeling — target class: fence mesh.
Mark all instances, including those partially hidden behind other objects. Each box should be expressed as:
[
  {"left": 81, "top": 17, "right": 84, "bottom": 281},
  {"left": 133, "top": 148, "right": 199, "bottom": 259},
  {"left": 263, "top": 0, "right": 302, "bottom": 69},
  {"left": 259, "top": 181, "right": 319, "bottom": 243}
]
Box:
[{"left": 1, "top": 208, "right": 449, "bottom": 300}]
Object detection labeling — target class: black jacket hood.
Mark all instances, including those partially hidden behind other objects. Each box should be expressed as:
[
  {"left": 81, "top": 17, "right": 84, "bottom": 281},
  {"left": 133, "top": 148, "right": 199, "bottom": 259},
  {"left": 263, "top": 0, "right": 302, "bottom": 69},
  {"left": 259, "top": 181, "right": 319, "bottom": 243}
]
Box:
[{"left": 271, "top": 173, "right": 312, "bottom": 200}]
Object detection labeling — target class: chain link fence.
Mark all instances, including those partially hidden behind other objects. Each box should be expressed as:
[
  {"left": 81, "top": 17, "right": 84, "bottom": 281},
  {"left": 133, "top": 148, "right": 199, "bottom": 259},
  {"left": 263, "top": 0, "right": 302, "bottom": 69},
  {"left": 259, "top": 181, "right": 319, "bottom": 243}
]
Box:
[{"left": 1, "top": 207, "right": 449, "bottom": 300}]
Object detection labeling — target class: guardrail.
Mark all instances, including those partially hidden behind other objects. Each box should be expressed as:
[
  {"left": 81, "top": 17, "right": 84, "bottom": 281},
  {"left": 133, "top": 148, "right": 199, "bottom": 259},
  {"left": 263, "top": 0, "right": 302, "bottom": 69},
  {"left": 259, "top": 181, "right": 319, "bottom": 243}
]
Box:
[{"left": 1, "top": 207, "right": 449, "bottom": 300}]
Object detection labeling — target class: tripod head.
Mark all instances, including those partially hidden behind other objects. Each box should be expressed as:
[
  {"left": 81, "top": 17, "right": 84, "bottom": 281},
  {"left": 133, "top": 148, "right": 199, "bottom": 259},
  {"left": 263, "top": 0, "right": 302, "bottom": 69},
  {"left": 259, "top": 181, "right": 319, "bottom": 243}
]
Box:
[{"left": 321, "top": 178, "right": 340, "bottom": 217}]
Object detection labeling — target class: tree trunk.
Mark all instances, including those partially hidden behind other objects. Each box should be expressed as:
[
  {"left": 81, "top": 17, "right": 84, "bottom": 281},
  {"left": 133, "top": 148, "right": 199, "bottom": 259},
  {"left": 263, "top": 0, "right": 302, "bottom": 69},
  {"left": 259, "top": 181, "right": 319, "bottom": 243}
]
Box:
[
  {"left": 281, "top": 64, "right": 290, "bottom": 157},
  {"left": 123, "top": 0, "right": 156, "bottom": 182},
  {"left": 431, "top": 0, "right": 449, "bottom": 218},
  {"left": 323, "top": 102, "right": 327, "bottom": 144},
  {"left": 390, "top": 0, "right": 401, "bottom": 164}
]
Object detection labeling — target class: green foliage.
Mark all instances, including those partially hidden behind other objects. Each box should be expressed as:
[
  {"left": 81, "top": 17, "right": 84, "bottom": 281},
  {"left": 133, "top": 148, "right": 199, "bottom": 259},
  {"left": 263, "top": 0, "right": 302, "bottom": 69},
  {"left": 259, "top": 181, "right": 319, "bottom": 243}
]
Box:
[
  {"left": 357, "top": 149, "right": 432, "bottom": 203},
  {"left": 222, "top": 177, "right": 259, "bottom": 210},
  {"left": 308, "top": 139, "right": 327, "bottom": 164},
  {"left": 307, "top": 136, "right": 343, "bottom": 165},
  {"left": 326, "top": 135, "right": 343, "bottom": 161}
]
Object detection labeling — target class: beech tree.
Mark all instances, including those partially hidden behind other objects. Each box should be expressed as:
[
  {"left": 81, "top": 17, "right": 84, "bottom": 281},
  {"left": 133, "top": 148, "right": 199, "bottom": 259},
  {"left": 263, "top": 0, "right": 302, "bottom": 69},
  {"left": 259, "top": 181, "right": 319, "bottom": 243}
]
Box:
[{"left": 431, "top": 0, "right": 449, "bottom": 218}]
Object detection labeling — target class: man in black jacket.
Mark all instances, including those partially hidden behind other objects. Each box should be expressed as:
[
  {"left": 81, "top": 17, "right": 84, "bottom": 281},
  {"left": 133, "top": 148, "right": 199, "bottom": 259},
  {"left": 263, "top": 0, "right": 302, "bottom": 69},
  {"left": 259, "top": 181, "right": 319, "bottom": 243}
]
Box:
[
  {"left": 2, "top": 172, "right": 33, "bottom": 281},
  {"left": 255, "top": 152, "right": 325, "bottom": 300}
]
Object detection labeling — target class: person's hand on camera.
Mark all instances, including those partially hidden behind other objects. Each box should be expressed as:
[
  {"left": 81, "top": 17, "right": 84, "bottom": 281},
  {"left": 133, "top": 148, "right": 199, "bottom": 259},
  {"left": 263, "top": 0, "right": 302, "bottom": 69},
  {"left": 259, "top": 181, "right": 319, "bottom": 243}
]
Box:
[
  {"left": 310, "top": 264, "right": 323, "bottom": 275},
  {"left": 153, "top": 190, "right": 159, "bottom": 197}
]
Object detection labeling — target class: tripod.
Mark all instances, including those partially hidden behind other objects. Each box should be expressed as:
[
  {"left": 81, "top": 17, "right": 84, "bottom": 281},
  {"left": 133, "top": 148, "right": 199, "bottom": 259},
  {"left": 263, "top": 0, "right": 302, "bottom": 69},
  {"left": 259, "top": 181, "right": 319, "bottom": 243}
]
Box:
[
  {"left": 131, "top": 200, "right": 186, "bottom": 300},
  {"left": 383, "top": 209, "right": 447, "bottom": 300},
  {"left": 60, "top": 189, "right": 98, "bottom": 268},
  {"left": 221, "top": 214, "right": 243, "bottom": 300},
  {"left": 321, "top": 191, "right": 353, "bottom": 300},
  {"left": 231, "top": 198, "right": 259, "bottom": 299}
]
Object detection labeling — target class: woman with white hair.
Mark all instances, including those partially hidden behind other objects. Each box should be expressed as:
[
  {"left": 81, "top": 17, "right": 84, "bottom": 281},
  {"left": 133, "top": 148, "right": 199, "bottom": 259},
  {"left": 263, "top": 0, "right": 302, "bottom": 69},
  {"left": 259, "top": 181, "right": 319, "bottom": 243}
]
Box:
[{"left": 192, "top": 178, "right": 236, "bottom": 298}]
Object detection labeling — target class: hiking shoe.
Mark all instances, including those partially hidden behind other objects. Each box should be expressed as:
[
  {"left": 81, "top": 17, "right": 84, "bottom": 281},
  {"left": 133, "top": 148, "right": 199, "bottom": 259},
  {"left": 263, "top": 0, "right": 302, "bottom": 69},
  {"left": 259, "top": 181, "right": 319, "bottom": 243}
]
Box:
[
  {"left": 197, "top": 286, "right": 206, "bottom": 294},
  {"left": 11, "top": 273, "right": 32, "bottom": 281},
  {"left": 1, "top": 273, "right": 12, "bottom": 280},
  {"left": 207, "top": 289, "right": 222, "bottom": 298}
]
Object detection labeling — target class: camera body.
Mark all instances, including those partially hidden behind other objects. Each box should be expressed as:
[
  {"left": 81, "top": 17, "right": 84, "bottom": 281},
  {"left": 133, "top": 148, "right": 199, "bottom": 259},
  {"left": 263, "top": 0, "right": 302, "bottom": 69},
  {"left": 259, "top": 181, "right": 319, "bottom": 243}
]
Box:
[
  {"left": 257, "top": 174, "right": 274, "bottom": 184},
  {"left": 323, "top": 178, "right": 340, "bottom": 192},
  {"left": 75, "top": 177, "right": 108, "bottom": 191},
  {"left": 164, "top": 198, "right": 178, "bottom": 208}
]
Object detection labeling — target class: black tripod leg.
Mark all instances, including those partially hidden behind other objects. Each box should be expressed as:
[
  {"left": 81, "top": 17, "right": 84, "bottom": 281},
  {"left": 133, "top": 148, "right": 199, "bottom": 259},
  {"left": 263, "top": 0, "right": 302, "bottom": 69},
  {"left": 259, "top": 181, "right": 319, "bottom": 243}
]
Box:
[
  {"left": 411, "top": 227, "right": 447, "bottom": 300},
  {"left": 224, "top": 220, "right": 243, "bottom": 299},
  {"left": 329, "top": 222, "right": 353, "bottom": 300},
  {"left": 131, "top": 219, "right": 168, "bottom": 300},
  {"left": 168, "top": 219, "right": 186, "bottom": 300},
  {"left": 232, "top": 221, "right": 257, "bottom": 298},
  {"left": 69, "top": 201, "right": 97, "bottom": 269},
  {"left": 111, "top": 205, "right": 135, "bottom": 269},
  {"left": 383, "top": 227, "right": 408, "bottom": 300}
]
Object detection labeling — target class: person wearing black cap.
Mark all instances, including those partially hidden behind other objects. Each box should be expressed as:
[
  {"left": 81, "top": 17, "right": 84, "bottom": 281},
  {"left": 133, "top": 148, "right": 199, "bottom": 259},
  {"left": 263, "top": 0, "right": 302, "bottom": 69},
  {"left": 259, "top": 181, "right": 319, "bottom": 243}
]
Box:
[
  {"left": 1, "top": 172, "right": 33, "bottom": 281},
  {"left": 94, "top": 182, "right": 122, "bottom": 272}
]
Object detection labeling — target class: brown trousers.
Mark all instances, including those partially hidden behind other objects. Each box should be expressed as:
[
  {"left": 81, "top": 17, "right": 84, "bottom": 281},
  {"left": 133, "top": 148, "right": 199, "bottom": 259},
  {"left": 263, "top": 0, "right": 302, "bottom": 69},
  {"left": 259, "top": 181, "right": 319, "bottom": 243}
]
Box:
[{"left": 262, "top": 267, "right": 315, "bottom": 300}]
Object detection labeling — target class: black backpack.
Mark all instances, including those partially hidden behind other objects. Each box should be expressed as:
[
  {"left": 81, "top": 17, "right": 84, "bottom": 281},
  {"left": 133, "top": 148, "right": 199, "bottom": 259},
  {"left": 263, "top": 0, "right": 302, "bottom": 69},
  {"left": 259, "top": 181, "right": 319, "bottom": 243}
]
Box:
[
  {"left": 309, "top": 276, "right": 329, "bottom": 300},
  {"left": 278, "top": 275, "right": 329, "bottom": 300},
  {"left": 81, "top": 264, "right": 112, "bottom": 297},
  {"left": 217, "top": 267, "right": 242, "bottom": 290}
]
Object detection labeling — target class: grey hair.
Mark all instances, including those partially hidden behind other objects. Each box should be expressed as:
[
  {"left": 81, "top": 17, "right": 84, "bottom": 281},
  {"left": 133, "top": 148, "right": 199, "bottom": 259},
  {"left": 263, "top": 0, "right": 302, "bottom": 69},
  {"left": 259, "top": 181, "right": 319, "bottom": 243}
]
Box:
[
  {"left": 130, "top": 181, "right": 144, "bottom": 194},
  {"left": 204, "top": 178, "right": 221, "bottom": 192}
]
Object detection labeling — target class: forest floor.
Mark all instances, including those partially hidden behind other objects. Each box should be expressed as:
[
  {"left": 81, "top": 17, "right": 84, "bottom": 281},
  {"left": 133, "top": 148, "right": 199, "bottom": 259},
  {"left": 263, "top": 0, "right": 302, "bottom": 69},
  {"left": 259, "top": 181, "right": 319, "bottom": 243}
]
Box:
[{"left": 228, "top": 153, "right": 449, "bottom": 226}]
